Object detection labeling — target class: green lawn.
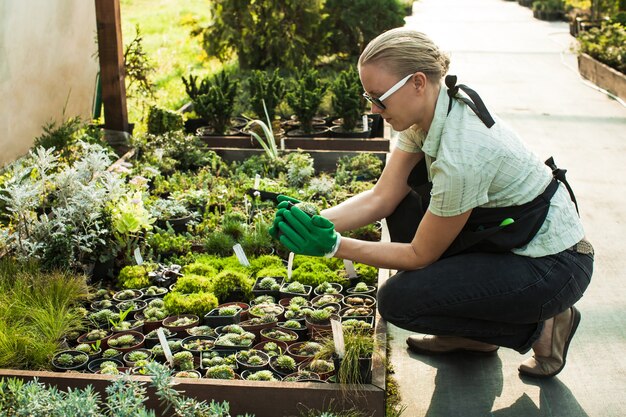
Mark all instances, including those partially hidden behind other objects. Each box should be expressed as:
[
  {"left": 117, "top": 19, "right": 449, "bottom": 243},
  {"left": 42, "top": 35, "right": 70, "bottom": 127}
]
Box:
[{"left": 120, "top": 0, "right": 228, "bottom": 127}]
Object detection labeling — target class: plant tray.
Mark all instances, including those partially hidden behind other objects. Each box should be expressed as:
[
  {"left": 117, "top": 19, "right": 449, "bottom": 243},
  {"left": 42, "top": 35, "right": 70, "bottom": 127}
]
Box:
[
  {"left": 0, "top": 268, "right": 390, "bottom": 417},
  {"left": 211, "top": 148, "right": 388, "bottom": 173},
  {"left": 578, "top": 53, "right": 626, "bottom": 103}
]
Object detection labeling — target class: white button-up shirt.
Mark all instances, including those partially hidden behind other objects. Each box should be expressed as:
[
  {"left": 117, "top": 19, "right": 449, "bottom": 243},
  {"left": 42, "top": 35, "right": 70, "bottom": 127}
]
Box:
[{"left": 396, "top": 84, "right": 584, "bottom": 257}]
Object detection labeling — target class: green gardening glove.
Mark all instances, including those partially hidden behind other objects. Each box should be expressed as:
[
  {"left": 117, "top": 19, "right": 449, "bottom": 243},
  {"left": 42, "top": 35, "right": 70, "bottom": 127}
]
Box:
[
  {"left": 278, "top": 205, "right": 341, "bottom": 257},
  {"left": 268, "top": 195, "right": 300, "bottom": 239}
]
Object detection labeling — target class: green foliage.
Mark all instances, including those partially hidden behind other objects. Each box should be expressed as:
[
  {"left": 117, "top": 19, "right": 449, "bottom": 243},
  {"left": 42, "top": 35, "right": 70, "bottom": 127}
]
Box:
[
  {"left": 196, "top": 0, "right": 326, "bottom": 70},
  {"left": 174, "top": 274, "right": 214, "bottom": 294},
  {"left": 331, "top": 69, "right": 366, "bottom": 131},
  {"left": 163, "top": 291, "right": 219, "bottom": 317},
  {"left": 249, "top": 254, "right": 284, "bottom": 272},
  {"left": 211, "top": 270, "right": 254, "bottom": 302},
  {"left": 285, "top": 152, "right": 315, "bottom": 187},
  {"left": 146, "top": 105, "right": 184, "bottom": 135},
  {"left": 335, "top": 153, "right": 383, "bottom": 185},
  {"left": 248, "top": 69, "right": 286, "bottom": 121},
  {"left": 291, "top": 261, "right": 345, "bottom": 287},
  {"left": 0, "top": 259, "right": 89, "bottom": 370},
  {"left": 147, "top": 230, "right": 192, "bottom": 262},
  {"left": 117, "top": 264, "right": 155, "bottom": 290},
  {"left": 181, "top": 262, "right": 218, "bottom": 278},
  {"left": 193, "top": 70, "right": 239, "bottom": 135},
  {"left": 240, "top": 221, "right": 274, "bottom": 257},
  {"left": 578, "top": 23, "right": 626, "bottom": 74},
  {"left": 33, "top": 117, "right": 83, "bottom": 159},
  {"left": 255, "top": 266, "right": 287, "bottom": 279},
  {"left": 532, "top": 0, "right": 566, "bottom": 12},
  {"left": 205, "top": 364, "right": 236, "bottom": 380},
  {"left": 181, "top": 73, "right": 211, "bottom": 102},
  {"left": 203, "top": 231, "right": 236, "bottom": 257},
  {"left": 124, "top": 24, "right": 155, "bottom": 102},
  {"left": 286, "top": 65, "right": 329, "bottom": 133},
  {"left": 322, "top": 0, "right": 406, "bottom": 59}
]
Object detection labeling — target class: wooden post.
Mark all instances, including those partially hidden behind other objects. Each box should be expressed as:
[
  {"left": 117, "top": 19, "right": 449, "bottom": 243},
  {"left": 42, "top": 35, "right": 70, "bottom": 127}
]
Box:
[{"left": 94, "top": 0, "right": 129, "bottom": 133}]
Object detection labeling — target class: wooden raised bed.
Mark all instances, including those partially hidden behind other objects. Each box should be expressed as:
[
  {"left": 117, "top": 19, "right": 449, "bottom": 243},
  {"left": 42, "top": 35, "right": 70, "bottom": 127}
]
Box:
[
  {"left": 0, "top": 267, "right": 390, "bottom": 417},
  {"left": 578, "top": 53, "right": 626, "bottom": 102}
]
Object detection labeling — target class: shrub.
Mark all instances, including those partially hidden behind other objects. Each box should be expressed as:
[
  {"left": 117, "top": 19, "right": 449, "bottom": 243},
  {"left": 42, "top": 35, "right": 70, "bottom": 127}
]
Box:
[
  {"left": 285, "top": 66, "right": 328, "bottom": 134},
  {"left": 163, "top": 291, "right": 219, "bottom": 317},
  {"left": 193, "top": 71, "right": 239, "bottom": 135},
  {"left": 331, "top": 68, "right": 365, "bottom": 131},
  {"left": 335, "top": 153, "right": 383, "bottom": 185},
  {"left": 248, "top": 69, "right": 286, "bottom": 121},
  {"left": 172, "top": 274, "right": 214, "bottom": 294},
  {"left": 578, "top": 22, "right": 626, "bottom": 74},
  {"left": 117, "top": 264, "right": 156, "bottom": 290},
  {"left": 211, "top": 270, "right": 254, "bottom": 302},
  {"left": 146, "top": 105, "right": 184, "bottom": 135},
  {"left": 196, "top": 0, "right": 326, "bottom": 70}
]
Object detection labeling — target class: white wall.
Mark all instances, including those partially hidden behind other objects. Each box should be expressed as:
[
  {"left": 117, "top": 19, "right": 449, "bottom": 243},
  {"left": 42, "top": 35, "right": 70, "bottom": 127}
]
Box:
[{"left": 0, "top": 0, "right": 99, "bottom": 167}]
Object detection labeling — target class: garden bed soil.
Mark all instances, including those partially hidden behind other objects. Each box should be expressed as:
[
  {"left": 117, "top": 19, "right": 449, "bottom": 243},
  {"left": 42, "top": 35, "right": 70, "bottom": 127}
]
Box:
[
  {"left": 578, "top": 53, "right": 626, "bottom": 103},
  {"left": 0, "top": 267, "right": 390, "bottom": 417}
]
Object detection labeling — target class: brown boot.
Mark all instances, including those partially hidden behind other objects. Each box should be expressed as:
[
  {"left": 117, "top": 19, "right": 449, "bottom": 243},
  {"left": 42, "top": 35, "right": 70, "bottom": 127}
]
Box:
[
  {"left": 406, "top": 334, "right": 499, "bottom": 355},
  {"left": 519, "top": 306, "right": 581, "bottom": 378}
]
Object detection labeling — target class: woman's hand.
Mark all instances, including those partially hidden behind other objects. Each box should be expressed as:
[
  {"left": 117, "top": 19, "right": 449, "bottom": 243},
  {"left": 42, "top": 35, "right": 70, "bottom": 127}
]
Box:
[{"left": 276, "top": 206, "right": 340, "bottom": 257}]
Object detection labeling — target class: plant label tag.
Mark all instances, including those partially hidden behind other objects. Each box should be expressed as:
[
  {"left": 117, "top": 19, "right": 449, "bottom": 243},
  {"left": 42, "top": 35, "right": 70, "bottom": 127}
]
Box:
[
  {"left": 287, "top": 252, "right": 295, "bottom": 280},
  {"left": 233, "top": 244, "right": 250, "bottom": 267},
  {"left": 362, "top": 115, "right": 369, "bottom": 132},
  {"left": 254, "top": 174, "right": 261, "bottom": 189},
  {"left": 331, "top": 318, "right": 345, "bottom": 358},
  {"left": 343, "top": 259, "right": 357, "bottom": 278},
  {"left": 156, "top": 328, "right": 174, "bottom": 367},
  {"left": 134, "top": 247, "right": 144, "bottom": 265}
]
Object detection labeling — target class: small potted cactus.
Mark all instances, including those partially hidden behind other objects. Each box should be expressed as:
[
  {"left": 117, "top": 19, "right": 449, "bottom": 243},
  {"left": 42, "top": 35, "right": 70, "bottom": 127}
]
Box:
[
  {"left": 204, "top": 364, "right": 238, "bottom": 380},
  {"left": 107, "top": 331, "right": 145, "bottom": 353},
  {"left": 279, "top": 281, "right": 312, "bottom": 300},
  {"left": 51, "top": 350, "right": 89, "bottom": 372},
  {"left": 346, "top": 281, "right": 377, "bottom": 296},
  {"left": 235, "top": 349, "right": 270, "bottom": 373},
  {"left": 173, "top": 351, "right": 196, "bottom": 371},
  {"left": 269, "top": 354, "right": 298, "bottom": 377},
  {"left": 251, "top": 276, "right": 284, "bottom": 300},
  {"left": 123, "top": 348, "right": 153, "bottom": 367},
  {"left": 204, "top": 306, "right": 242, "bottom": 328}
]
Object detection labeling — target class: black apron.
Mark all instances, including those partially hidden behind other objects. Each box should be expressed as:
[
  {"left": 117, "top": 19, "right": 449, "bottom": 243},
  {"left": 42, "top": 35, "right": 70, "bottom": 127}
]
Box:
[{"left": 386, "top": 75, "right": 579, "bottom": 257}]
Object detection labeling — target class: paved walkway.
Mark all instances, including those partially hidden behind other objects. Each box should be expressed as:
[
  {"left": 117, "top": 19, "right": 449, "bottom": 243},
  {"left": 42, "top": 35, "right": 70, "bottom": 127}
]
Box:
[{"left": 388, "top": 1, "right": 626, "bottom": 416}]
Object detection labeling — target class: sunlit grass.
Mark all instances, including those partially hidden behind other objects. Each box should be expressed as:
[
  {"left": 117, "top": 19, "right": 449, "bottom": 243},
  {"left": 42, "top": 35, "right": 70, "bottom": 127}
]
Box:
[{"left": 120, "top": 0, "right": 230, "bottom": 127}]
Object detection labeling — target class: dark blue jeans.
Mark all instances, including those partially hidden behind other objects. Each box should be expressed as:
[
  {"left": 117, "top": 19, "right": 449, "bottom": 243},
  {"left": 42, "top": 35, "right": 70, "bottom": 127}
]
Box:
[{"left": 377, "top": 249, "right": 593, "bottom": 353}]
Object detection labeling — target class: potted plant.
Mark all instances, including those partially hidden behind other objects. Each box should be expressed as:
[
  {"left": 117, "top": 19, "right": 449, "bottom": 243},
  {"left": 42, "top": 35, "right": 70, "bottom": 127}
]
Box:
[
  {"left": 304, "top": 308, "right": 334, "bottom": 340},
  {"left": 203, "top": 306, "right": 242, "bottom": 327},
  {"left": 149, "top": 197, "right": 194, "bottom": 233},
  {"left": 239, "top": 314, "right": 279, "bottom": 339},
  {"left": 186, "top": 325, "right": 217, "bottom": 337},
  {"left": 346, "top": 281, "right": 377, "bottom": 296},
  {"left": 107, "top": 330, "right": 145, "bottom": 353},
  {"left": 248, "top": 302, "right": 284, "bottom": 320},
  {"left": 248, "top": 68, "right": 286, "bottom": 124},
  {"left": 138, "top": 304, "right": 169, "bottom": 333},
  {"left": 532, "top": 0, "right": 565, "bottom": 21},
  {"left": 286, "top": 341, "right": 323, "bottom": 363},
  {"left": 101, "top": 348, "right": 123, "bottom": 361},
  {"left": 163, "top": 314, "right": 201, "bottom": 337},
  {"left": 75, "top": 341, "right": 102, "bottom": 360},
  {"left": 123, "top": 348, "right": 153, "bottom": 367},
  {"left": 285, "top": 65, "right": 329, "bottom": 136},
  {"left": 241, "top": 369, "right": 281, "bottom": 382},
  {"left": 342, "top": 294, "right": 377, "bottom": 309},
  {"left": 214, "top": 332, "right": 255, "bottom": 351},
  {"left": 329, "top": 68, "right": 370, "bottom": 138},
  {"left": 340, "top": 306, "right": 374, "bottom": 320},
  {"left": 235, "top": 348, "right": 270, "bottom": 373},
  {"left": 277, "top": 320, "right": 308, "bottom": 341},
  {"left": 151, "top": 339, "right": 183, "bottom": 363},
  {"left": 77, "top": 329, "right": 111, "bottom": 349},
  {"left": 251, "top": 276, "right": 284, "bottom": 300},
  {"left": 310, "top": 293, "right": 343, "bottom": 308},
  {"left": 146, "top": 105, "right": 184, "bottom": 135},
  {"left": 141, "top": 327, "right": 171, "bottom": 348},
  {"left": 174, "top": 370, "right": 202, "bottom": 379},
  {"left": 283, "top": 370, "right": 321, "bottom": 382},
  {"left": 193, "top": 70, "right": 240, "bottom": 136},
  {"left": 313, "top": 281, "right": 343, "bottom": 296},
  {"left": 181, "top": 335, "right": 216, "bottom": 353},
  {"left": 298, "top": 358, "right": 335, "bottom": 381},
  {"left": 204, "top": 364, "right": 238, "bottom": 380},
  {"left": 260, "top": 328, "right": 299, "bottom": 345},
  {"left": 279, "top": 281, "right": 312, "bottom": 300},
  {"left": 112, "top": 289, "right": 143, "bottom": 302},
  {"left": 87, "top": 358, "right": 125, "bottom": 374},
  {"left": 320, "top": 329, "right": 376, "bottom": 384},
  {"left": 51, "top": 349, "right": 89, "bottom": 372},
  {"left": 269, "top": 354, "right": 298, "bottom": 377},
  {"left": 141, "top": 285, "right": 168, "bottom": 298},
  {"left": 173, "top": 351, "right": 196, "bottom": 371},
  {"left": 253, "top": 340, "right": 288, "bottom": 358}
]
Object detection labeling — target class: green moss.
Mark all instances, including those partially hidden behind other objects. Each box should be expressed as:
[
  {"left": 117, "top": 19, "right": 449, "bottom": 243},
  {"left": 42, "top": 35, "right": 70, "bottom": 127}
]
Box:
[
  {"left": 249, "top": 254, "right": 284, "bottom": 273},
  {"left": 255, "top": 266, "right": 287, "bottom": 279},
  {"left": 117, "top": 264, "right": 157, "bottom": 289},
  {"left": 163, "top": 291, "right": 218, "bottom": 316},
  {"left": 211, "top": 270, "right": 254, "bottom": 303},
  {"left": 173, "top": 274, "right": 214, "bottom": 294},
  {"left": 291, "top": 261, "right": 346, "bottom": 287},
  {"left": 181, "top": 261, "right": 218, "bottom": 277}
]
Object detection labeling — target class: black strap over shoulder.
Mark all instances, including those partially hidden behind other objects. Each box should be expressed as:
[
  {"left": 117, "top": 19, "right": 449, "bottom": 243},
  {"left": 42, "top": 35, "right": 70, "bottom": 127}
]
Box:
[
  {"left": 446, "top": 75, "right": 496, "bottom": 128},
  {"left": 545, "top": 156, "right": 579, "bottom": 215}
]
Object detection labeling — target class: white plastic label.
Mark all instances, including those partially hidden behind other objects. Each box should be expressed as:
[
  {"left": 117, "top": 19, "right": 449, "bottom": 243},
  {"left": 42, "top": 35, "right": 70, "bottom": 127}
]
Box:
[
  {"left": 134, "top": 247, "right": 143, "bottom": 265},
  {"left": 362, "top": 115, "right": 369, "bottom": 132},
  {"left": 233, "top": 244, "right": 251, "bottom": 267},
  {"left": 331, "top": 318, "right": 345, "bottom": 359},
  {"left": 343, "top": 259, "right": 357, "bottom": 278},
  {"left": 287, "top": 252, "right": 295, "bottom": 281},
  {"left": 156, "top": 328, "right": 174, "bottom": 367},
  {"left": 254, "top": 174, "right": 260, "bottom": 189}
]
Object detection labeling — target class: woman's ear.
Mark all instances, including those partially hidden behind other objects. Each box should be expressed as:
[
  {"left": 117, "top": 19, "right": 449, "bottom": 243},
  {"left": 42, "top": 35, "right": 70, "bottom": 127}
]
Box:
[{"left": 413, "top": 72, "right": 428, "bottom": 93}]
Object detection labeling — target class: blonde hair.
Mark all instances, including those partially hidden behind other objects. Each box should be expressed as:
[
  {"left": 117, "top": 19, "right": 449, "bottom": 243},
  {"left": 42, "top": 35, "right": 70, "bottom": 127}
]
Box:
[{"left": 358, "top": 28, "right": 450, "bottom": 83}]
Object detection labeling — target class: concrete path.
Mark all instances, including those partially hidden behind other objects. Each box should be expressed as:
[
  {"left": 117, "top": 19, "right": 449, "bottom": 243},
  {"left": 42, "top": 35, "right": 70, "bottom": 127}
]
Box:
[{"left": 387, "top": 1, "right": 626, "bottom": 416}]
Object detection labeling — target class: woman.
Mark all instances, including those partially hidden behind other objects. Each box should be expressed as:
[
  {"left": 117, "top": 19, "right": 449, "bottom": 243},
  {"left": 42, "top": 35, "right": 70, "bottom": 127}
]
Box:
[{"left": 271, "top": 28, "right": 593, "bottom": 378}]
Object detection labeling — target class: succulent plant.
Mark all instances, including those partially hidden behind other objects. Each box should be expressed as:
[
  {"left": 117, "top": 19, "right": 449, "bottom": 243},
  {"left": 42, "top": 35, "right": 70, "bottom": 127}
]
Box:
[
  {"left": 127, "top": 350, "right": 149, "bottom": 363},
  {"left": 187, "top": 325, "right": 216, "bottom": 337},
  {"left": 274, "top": 355, "right": 296, "bottom": 372},
  {"left": 85, "top": 329, "right": 108, "bottom": 341},
  {"left": 305, "top": 359, "right": 334, "bottom": 374},
  {"left": 258, "top": 277, "right": 280, "bottom": 290},
  {"left": 285, "top": 282, "right": 306, "bottom": 294},
  {"left": 205, "top": 364, "right": 236, "bottom": 380},
  {"left": 353, "top": 282, "right": 370, "bottom": 292},
  {"left": 173, "top": 351, "right": 194, "bottom": 371},
  {"left": 289, "top": 296, "right": 309, "bottom": 307},
  {"left": 108, "top": 334, "right": 138, "bottom": 348},
  {"left": 245, "top": 370, "right": 278, "bottom": 381},
  {"left": 102, "top": 348, "right": 120, "bottom": 358},
  {"left": 218, "top": 307, "right": 239, "bottom": 316},
  {"left": 282, "top": 320, "right": 303, "bottom": 329}
]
